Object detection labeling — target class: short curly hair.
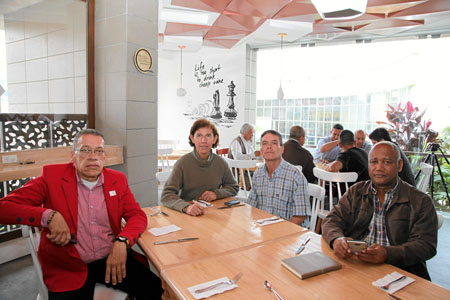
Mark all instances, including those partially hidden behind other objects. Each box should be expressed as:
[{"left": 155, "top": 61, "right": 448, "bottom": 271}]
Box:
[{"left": 188, "top": 119, "right": 219, "bottom": 148}]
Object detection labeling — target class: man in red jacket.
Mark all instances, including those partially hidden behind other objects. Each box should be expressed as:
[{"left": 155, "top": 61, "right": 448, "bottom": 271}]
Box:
[{"left": 0, "top": 129, "right": 162, "bottom": 299}]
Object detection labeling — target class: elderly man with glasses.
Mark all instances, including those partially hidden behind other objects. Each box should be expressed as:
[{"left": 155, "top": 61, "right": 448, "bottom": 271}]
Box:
[{"left": 0, "top": 129, "right": 162, "bottom": 299}]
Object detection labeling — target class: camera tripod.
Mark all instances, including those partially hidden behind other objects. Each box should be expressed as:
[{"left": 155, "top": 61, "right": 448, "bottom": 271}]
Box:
[{"left": 415, "top": 143, "right": 450, "bottom": 203}]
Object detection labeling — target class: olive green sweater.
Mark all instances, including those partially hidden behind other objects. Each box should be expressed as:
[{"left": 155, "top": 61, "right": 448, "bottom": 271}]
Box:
[{"left": 161, "top": 150, "right": 239, "bottom": 212}]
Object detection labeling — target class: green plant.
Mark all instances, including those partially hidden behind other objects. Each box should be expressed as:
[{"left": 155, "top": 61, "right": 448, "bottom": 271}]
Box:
[{"left": 378, "top": 101, "right": 438, "bottom": 152}]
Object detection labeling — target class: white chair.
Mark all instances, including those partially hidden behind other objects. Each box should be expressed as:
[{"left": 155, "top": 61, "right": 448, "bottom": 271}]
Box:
[
  {"left": 416, "top": 162, "right": 445, "bottom": 230},
  {"left": 308, "top": 183, "right": 325, "bottom": 233},
  {"left": 313, "top": 167, "right": 358, "bottom": 218},
  {"left": 225, "top": 158, "right": 257, "bottom": 199},
  {"left": 158, "top": 148, "right": 173, "bottom": 171},
  {"left": 417, "top": 162, "right": 433, "bottom": 193},
  {"left": 156, "top": 171, "right": 171, "bottom": 202},
  {"left": 158, "top": 139, "right": 178, "bottom": 149},
  {"left": 26, "top": 226, "right": 128, "bottom": 300}
]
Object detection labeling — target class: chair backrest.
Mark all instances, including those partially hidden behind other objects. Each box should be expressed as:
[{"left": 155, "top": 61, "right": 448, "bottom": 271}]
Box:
[
  {"left": 313, "top": 167, "right": 358, "bottom": 211},
  {"left": 437, "top": 213, "right": 444, "bottom": 230},
  {"left": 27, "top": 226, "right": 128, "bottom": 300},
  {"left": 216, "top": 148, "right": 229, "bottom": 157},
  {"left": 156, "top": 171, "right": 171, "bottom": 185},
  {"left": 158, "top": 139, "right": 178, "bottom": 149},
  {"left": 158, "top": 148, "right": 173, "bottom": 171},
  {"left": 224, "top": 158, "right": 257, "bottom": 196},
  {"left": 26, "top": 226, "right": 48, "bottom": 300},
  {"left": 417, "top": 162, "right": 433, "bottom": 193},
  {"left": 308, "top": 183, "right": 325, "bottom": 233}
]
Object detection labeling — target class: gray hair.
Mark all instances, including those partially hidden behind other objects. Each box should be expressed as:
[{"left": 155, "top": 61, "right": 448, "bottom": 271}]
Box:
[
  {"left": 72, "top": 129, "right": 105, "bottom": 150},
  {"left": 289, "top": 126, "right": 305, "bottom": 138},
  {"left": 240, "top": 123, "right": 254, "bottom": 134},
  {"left": 370, "top": 141, "right": 401, "bottom": 162}
]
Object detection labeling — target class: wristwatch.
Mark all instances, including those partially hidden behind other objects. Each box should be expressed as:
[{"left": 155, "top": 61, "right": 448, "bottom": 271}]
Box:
[{"left": 115, "top": 236, "right": 130, "bottom": 249}]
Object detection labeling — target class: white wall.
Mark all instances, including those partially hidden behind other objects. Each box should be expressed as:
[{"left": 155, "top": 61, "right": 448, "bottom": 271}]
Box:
[
  {"left": 3, "top": 1, "right": 86, "bottom": 114},
  {"left": 158, "top": 43, "right": 247, "bottom": 149}
]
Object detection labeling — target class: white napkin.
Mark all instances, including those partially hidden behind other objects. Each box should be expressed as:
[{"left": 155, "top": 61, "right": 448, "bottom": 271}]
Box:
[
  {"left": 148, "top": 224, "right": 182, "bottom": 236},
  {"left": 372, "top": 271, "right": 415, "bottom": 294},
  {"left": 188, "top": 277, "right": 238, "bottom": 299},
  {"left": 193, "top": 200, "right": 213, "bottom": 208},
  {"left": 254, "top": 216, "right": 284, "bottom": 226}
]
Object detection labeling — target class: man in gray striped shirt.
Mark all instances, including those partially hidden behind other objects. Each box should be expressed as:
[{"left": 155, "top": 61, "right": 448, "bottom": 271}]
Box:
[{"left": 247, "top": 130, "right": 310, "bottom": 226}]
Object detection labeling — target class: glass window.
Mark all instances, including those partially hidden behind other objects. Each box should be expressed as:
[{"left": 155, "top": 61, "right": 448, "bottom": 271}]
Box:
[{"left": 287, "top": 107, "right": 294, "bottom": 120}]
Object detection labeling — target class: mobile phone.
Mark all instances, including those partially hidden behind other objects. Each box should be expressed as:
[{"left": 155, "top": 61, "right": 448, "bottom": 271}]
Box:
[
  {"left": 347, "top": 240, "right": 368, "bottom": 253},
  {"left": 224, "top": 200, "right": 240, "bottom": 206}
]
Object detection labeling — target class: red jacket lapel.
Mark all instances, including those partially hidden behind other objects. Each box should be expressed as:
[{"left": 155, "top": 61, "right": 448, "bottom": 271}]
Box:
[{"left": 103, "top": 169, "right": 120, "bottom": 234}]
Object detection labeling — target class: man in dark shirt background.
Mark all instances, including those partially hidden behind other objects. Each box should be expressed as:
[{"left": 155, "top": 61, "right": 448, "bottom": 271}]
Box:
[
  {"left": 282, "top": 125, "right": 316, "bottom": 183},
  {"left": 326, "top": 130, "right": 369, "bottom": 183}
]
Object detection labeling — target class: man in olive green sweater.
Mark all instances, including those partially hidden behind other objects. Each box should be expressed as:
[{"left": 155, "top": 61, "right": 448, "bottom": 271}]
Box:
[{"left": 161, "top": 119, "right": 239, "bottom": 216}]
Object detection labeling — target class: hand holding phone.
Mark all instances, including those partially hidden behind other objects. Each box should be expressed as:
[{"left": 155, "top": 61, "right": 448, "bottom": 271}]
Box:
[
  {"left": 347, "top": 240, "right": 368, "bottom": 253},
  {"left": 224, "top": 200, "right": 240, "bottom": 206}
]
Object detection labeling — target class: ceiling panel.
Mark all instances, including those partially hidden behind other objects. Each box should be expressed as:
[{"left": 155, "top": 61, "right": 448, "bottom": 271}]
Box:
[{"left": 163, "top": 0, "right": 450, "bottom": 49}]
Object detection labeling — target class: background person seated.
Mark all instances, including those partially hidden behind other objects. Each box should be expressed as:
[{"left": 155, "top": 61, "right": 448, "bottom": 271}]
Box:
[
  {"left": 314, "top": 123, "right": 344, "bottom": 162},
  {"left": 247, "top": 130, "right": 310, "bottom": 226},
  {"left": 355, "top": 129, "right": 372, "bottom": 153},
  {"left": 369, "top": 127, "right": 416, "bottom": 186},
  {"left": 282, "top": 125, "right": 316, "bottom": 183},
  {"left": 228, "top": 122, "right": 257, "bottom": 190},
  {"left": 162, "top": 119, "right": 239, "bottom": 216},
  {"left": 322, "top": 142, "right": 437, "bottom": 280},
  {"left": 228, "top": 123, "right": 256, "bottom": 160},
  {"left": 326, "top": 130, "right": 370, "bottom": 183}
]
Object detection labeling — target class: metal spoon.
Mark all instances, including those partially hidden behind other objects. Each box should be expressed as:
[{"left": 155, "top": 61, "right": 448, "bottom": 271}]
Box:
[{"left": 264, "top": 280, "right": 285, "bottom": 300}]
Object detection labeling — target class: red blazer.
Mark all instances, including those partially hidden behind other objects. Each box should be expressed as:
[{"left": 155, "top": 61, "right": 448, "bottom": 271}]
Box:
[{"left": 0, "top": 163, "right": 147, "bottom": 292}]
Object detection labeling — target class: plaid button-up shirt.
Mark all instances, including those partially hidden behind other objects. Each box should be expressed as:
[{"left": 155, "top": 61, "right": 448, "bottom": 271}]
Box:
[
  {"left": 364, "top": 181, "right": 399, "bottom": 246},
  {"left": 247, "top": 159, "right": 310, "bottom": 226}
]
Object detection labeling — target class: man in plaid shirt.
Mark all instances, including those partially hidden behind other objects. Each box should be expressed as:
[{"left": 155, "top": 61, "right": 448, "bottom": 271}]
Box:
[
  {"left": 322, "top": 141, "right": 438, "bottom": 280},
  {"left": 247, "top": 130, "right": 310, "bottom": 226}
]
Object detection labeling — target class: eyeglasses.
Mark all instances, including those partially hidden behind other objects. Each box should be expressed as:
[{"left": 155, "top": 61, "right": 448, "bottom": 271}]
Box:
[{"left": 75, "top": 148, "right": 105, "bottom": 156}]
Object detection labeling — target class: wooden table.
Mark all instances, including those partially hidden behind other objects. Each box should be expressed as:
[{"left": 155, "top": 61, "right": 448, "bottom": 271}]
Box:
[
  {"left": 138, "top": 199, "right": 306, "bottom": 271},
  {"left": 158, "top": 149, "right": 190, "bottom": 161},
  {"left": 161, "top": 231, "right": 450, "bottom": 300},
  {"left": 0, "top": 145, "right": 123, "bottom": 181}
]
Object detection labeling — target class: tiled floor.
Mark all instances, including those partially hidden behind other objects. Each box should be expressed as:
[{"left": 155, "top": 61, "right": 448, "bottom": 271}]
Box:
[{"left": 1, "top": 212, "right": 449, "bottom": 299}]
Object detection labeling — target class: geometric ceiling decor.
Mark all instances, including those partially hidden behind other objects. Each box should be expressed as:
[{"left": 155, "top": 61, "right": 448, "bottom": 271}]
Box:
[{"left": 159, "top": 0, "right": 450, "bottom": 49}]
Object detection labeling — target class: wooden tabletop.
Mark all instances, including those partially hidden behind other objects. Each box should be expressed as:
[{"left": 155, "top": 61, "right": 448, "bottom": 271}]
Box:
[
  {"left": 0, "top": 145, "right": 123, "bottom": 181},
  {"left": 161, "top": 231, "right": 450, "bottom": 300},
  {"left": 158, "top": 149, "right": 191, "bottom": 161},
  {"left": 138, "top": 198, "right": 306, "bottom": 271}
]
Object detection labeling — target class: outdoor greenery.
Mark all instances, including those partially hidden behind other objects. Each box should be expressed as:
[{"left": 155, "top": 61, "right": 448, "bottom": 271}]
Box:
[
  {"left": 379, "top": 101, "right": 438, "bottom": 152},
  {"left": 381, "top": 103, "right": 449, "bottom": 210}
]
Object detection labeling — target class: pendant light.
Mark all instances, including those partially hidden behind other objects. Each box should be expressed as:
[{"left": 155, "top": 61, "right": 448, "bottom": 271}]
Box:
[
  {"left": 177, "top": 45, "right": 187, "bottom": 97},
  {"left": 277, "top": 33, "right": 286, "bottom": 100}
]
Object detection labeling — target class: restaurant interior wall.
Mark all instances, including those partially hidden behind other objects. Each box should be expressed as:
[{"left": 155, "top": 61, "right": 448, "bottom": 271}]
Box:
[
  {"left": 0, "top": 1, "right": 87, "bottom": 114},
  {"left": 158, "top": 43, "right": 253, "bottom": 149},
  {"left": 255, "top": 37, "right": 450, "bottom": 148}
]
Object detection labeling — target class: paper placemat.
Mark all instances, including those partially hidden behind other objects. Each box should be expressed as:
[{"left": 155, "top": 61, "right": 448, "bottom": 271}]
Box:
[
  {"left": 372, "top": 271, "right": 415, "bottom": 294},
  {"left": 188, "top": 277, "right": 237, "bottom": 299},
  {"left": 148, "top": 224, "right": 182, "bottom": 236}
]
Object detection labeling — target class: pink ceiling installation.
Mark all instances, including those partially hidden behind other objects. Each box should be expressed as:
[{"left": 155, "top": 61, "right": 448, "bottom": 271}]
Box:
[{"left": 163, "top": 0, "right": 450, "bottom": 48}]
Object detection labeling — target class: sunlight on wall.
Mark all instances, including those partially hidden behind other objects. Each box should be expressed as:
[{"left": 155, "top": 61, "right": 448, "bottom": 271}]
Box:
[{"left": 257, "top": 37, "right": 450, "bottom": 132}]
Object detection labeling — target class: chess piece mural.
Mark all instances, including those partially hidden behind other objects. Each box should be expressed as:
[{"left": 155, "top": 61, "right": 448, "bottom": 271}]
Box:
[{"left": 224, "top": 81, "right": 237, "bottom": 119}]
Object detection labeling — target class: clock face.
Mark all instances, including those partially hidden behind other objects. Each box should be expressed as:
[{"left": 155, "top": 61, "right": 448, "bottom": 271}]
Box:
[{"left": 134, "top": 48, "right": 152, "bottom": 73}]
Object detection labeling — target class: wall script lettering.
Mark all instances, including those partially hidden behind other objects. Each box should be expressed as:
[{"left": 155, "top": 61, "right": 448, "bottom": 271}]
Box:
[{"left": 194, "top": 61, "right": 224, "bottom": 88}]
